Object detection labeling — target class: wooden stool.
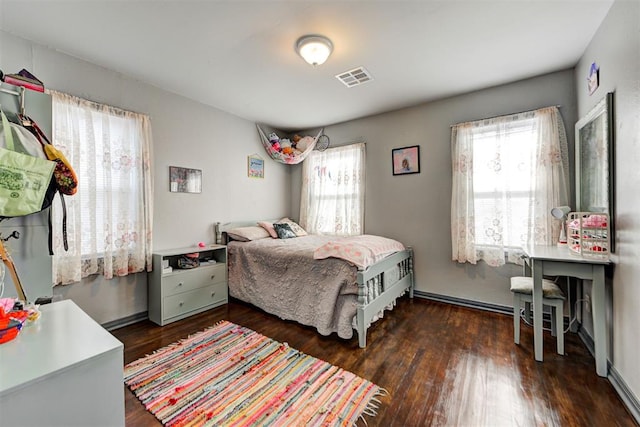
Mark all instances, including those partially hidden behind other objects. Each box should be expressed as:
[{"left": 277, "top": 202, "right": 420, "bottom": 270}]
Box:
[{"left": 511, "top": 276, "right": 566, "bottom": 355}]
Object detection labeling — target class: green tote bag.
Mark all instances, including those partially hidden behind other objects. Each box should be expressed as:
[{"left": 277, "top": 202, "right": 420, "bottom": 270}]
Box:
[{"left": 0, "top": 109, "right": 55, "bottom": 217}]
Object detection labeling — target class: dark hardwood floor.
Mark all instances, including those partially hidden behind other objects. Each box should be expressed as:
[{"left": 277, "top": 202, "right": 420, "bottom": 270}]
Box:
[{"left": 112, "top": 297, "right": 637, "bottom": 426}]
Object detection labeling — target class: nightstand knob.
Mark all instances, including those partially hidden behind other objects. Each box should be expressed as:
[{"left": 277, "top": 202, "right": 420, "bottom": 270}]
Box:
[
  {"left": 178, "top": 282, "right": 183, "bottom": 287},
  {"left": 211, "top": 292, "right": 216, "bottom": 297},
  {"left": 211, "top": 275, "right": 215, "bottom": 280},
  {"left": 179, "top": 301, "right": 184, "bottom": 306}
]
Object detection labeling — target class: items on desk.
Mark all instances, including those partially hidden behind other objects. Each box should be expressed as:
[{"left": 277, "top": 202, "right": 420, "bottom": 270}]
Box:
[
  {"left": 567, "top": 212, "right": 610, "bottom": 259},
  {"left": 0, "top": 297, "right": 41, "bottom": 344}
]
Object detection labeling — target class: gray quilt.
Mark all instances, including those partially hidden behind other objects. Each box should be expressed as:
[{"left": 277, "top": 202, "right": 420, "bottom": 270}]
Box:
[{"left": 227, "top": 235, "right": 360, "bottom": 339}]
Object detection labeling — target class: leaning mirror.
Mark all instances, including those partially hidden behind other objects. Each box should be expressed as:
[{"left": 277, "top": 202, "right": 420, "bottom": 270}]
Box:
[{"left": 575, "top": 91, "right": 614, "bottom": 250}]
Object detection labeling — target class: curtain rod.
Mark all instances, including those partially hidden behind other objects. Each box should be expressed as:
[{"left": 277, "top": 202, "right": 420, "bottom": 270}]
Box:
[
  {"left": 450, "top": 105, "right": 562, "bottom": 128},
  {"left": 0, "top": 83, "right": 21, "bottom": 97},
  {"left": 0, "top": 84, "right": 27, "bottom": 115}
]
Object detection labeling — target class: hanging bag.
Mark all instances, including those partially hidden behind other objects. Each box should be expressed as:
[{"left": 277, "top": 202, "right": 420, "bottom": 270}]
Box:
[
  {"left": 20, "top": 115, "right": 78, "bottom": 196},
  {"left": 0, "top": 109, "right": 56, "bottom": 217}
]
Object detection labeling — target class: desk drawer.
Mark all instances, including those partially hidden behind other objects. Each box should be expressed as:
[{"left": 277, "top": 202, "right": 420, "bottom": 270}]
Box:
[
  {"left": 163, "top": 282, "right": 228, "bottom": 319},
  {"left": 162, "top": 264, "right": 226, "bottom": 296}
]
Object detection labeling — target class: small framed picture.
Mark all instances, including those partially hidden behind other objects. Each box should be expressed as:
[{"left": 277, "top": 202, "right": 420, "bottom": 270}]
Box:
[
  {"left": 392, "top": 145, "right": 420, "bottom": 175},
  {"left": 169, "top": 166, "right": 202, "bottom": 193},
  {"left": 248, "top": 154, "right": 264, "bottom": 179}
]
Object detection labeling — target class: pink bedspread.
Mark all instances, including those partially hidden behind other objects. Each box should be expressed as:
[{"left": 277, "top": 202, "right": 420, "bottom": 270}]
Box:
[{"left": 313, "top": 235, "right": 406, "bottom": 269}]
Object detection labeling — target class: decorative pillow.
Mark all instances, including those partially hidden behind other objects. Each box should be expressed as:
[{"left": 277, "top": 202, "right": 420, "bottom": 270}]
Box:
[
  {"left": 226, "top": 226, "right": 270, "bottom": 242},
  {"left": 273, "top": 223, "right": 297, "bottom": 239},
  {"left": 278, "top": 218, "right": 308, "bottom": 236},
  {"left": 257, "top": 221, "right": 278, "bottom": 238}
]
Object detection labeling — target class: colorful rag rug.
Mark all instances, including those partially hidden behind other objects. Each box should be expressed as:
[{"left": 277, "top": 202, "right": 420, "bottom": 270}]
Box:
[{"left": 124, "top": 320, "right": 386, "bottom": 426}]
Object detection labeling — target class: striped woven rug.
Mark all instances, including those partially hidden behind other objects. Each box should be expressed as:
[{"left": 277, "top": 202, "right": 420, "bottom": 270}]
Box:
[{"left": 124, "top": 320, "right": 386, "bottom": 426}]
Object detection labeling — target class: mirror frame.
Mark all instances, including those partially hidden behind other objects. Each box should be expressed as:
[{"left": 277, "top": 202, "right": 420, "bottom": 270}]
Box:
[{"left": 575, "top": 91, "right": 615, "bottom": 251}]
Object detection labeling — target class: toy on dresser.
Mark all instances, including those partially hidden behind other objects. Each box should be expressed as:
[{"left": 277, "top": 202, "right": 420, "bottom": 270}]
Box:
[{"left": 567, "top": 212, "right": 610, "bottom": 259}]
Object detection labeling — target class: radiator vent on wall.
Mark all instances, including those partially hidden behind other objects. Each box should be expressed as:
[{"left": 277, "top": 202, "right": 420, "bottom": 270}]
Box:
[{"left": 335, "top": 67, "right": 374, "bottom": 88}]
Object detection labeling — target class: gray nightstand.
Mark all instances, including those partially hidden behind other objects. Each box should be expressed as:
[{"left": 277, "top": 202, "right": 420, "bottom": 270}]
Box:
[{"left": 148, "top": 245, "right": 227, "bottom": 326}]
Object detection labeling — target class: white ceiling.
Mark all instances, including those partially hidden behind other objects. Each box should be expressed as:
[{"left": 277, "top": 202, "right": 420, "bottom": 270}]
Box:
[{"left": 0, "top": 1, "right": 613, "bottom": 131}]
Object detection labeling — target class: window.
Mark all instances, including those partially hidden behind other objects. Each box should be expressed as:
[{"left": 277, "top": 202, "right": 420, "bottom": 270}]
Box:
[
  {"left": 299, "top": 143, "right": 365, "bottom": 236},
  {"left": 472, "top": 118, "right": 537, "bottom": 248},
  {"left": 51, "top": 91, "right": 153, "bottom": 285},
  {"left": 451, "top": 107, "right": 569, "bottom": 267}
]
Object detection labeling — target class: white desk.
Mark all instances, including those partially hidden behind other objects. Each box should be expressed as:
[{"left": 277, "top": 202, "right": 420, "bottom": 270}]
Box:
[
  {"left": 0, "top": 300, "right": 125, "bottom": 426},
  {"left": 522, "top": 245, "right": 610, "bottom": 377}
]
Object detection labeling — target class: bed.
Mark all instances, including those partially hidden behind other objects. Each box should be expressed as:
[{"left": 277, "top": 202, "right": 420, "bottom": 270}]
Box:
[{"left": 218, "top": 220, "right": 414, "bottom": 347}]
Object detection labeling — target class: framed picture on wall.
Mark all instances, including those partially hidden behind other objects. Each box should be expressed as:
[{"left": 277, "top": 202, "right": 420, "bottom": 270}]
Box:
[
  {"left": 392, "top": 145, "right": 420, "bottom": 175},
  {"left": 248, "top": 154, "right": 264, "bottom": 179},
  {"left": 169, "top": 166, "right": 202, "bottom": 193}
]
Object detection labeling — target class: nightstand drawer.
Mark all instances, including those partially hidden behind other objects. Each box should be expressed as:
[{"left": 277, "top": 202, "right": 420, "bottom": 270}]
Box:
[
  {"left": 163, "top": 282, "right": 228, "bottom": 319},
  {"left": 161, "top": 264, "right": 226, "bottom": 296}
]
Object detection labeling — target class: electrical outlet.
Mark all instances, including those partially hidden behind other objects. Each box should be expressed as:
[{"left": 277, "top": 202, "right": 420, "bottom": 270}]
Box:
[{"left": 585, "top": 293, "right": 592, "bottom": 313}]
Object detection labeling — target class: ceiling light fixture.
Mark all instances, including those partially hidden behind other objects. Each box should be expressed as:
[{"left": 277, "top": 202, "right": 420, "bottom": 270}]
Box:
[{"left": 296, "top": 35, "right": 333, "bottom": 66}]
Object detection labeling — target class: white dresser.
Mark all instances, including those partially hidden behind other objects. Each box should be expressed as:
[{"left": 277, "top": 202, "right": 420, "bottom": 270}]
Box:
[{"left": 0, "top": 300, "right": 124, "bottom": 426}]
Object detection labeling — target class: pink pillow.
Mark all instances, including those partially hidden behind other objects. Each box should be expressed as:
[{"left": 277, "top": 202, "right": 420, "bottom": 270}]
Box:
[{"left": 257, "top": 221, "right": 278, "bottom": 238}]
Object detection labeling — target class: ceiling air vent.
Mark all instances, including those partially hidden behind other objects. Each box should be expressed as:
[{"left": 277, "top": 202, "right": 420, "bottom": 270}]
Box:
[{"left": 335, "top": 67, "right": 373, "bottom": 88}]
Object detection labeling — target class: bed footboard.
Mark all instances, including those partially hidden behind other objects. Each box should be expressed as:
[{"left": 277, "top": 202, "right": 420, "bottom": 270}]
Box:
[{"left": 355, "top": 248, "right": 414, "bottom": 347}]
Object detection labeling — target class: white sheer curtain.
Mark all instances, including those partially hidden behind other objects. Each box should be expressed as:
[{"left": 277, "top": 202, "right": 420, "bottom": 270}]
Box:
[
  {"left": 50, "top": 90, "right": 153, "bottom": 285},
  {"left": 451, "top": 106, "right": 569, "bottom": 266},
  {"left": 300, "top": 143, "right": 365, "bottom": 236}
]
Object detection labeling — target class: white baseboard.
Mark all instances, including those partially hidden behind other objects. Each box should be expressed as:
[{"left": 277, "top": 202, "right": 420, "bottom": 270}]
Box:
[{"left": 609, "top": 366, "right": 640, "bottom": 424}]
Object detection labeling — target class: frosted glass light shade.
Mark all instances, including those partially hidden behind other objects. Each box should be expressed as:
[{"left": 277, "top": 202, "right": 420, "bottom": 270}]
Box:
[
  {"left": 551, "top": 206, "right": 571, "bottom": 219},
  {"left": 296, "top": 35, "right": 333, "bottom": 66}
]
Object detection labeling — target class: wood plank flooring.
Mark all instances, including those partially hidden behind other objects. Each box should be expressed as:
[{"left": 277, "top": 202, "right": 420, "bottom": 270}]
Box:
[{"left": 111, "top": 297, "right": 637, "bottom": 426}]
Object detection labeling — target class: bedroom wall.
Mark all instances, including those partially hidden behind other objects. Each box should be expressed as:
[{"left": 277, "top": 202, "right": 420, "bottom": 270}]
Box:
[
  {"left": 575, "top": 0, "right": 640, "bottom": 411},
  {"left": 292, "top": 69, "right": 577, "bottom": 308},
  {"left": 0, "top": 31, "right": 292, "bottom": 324}
]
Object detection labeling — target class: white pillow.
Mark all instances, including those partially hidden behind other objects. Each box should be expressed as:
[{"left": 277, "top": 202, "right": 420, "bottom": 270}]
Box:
[{"left": 226, "top": 226, "right": 270, "bottom": 242}]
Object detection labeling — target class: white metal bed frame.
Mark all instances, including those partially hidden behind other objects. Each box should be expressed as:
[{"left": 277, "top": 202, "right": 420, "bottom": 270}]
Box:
[{"left": 217, "top": 221, "right": 415, "bottom": 347}]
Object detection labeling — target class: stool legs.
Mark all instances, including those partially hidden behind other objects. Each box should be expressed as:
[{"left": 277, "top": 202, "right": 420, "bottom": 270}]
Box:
[
  {"left": 513, "top": 293, "right": 521, "bottom": 345},
  {"left": 513, "top": 294, "right": 564, "bottom": 356},
  {"left": 554, "top": 302, "right": 564, "bottom": 355}
]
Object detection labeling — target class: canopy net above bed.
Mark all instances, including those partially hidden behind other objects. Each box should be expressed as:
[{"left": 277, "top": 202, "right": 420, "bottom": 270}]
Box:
[{"left": 257, "top": 124, "right": 323, "bottom": 165}]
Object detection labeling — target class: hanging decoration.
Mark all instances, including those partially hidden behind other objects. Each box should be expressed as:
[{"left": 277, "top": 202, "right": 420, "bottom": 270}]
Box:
[
  {"left": 257, "top": 124, "right": 323, "bottom": 165},
  {"left": 315, "top": 129, "right": 330, "bottom": 151}
]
